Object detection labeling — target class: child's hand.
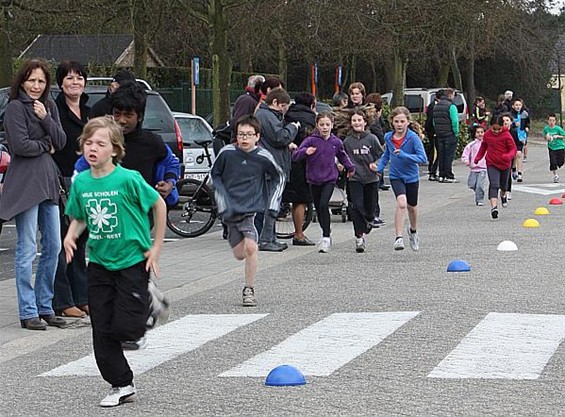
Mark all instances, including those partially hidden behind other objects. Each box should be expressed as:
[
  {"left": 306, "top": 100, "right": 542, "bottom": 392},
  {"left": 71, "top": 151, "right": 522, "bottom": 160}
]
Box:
[
  {"left": 289, "top": 143, "right": 297, "bottom": 151},
  {"left": 336, "top": 162, "right": 344, "bottom": 172},
  {"left": 369, "top": 162, "right": 378, "bottom": 172},
  {"left": 346, "top": 169, "right": 355, "bottom": 178},
  {"left": 306, "top": 146, "right": 316, "bottom": 155},
  {"left": 155, "top": 180, "right": 174, "bottom": 198},
  {"left": 63, "top": 235, "right": 77, "bottom": 264},
  {"left": 393, "top": 148, "right": 400, "bottom": 155},
  {"left": 144, "top": 246, "right": 162, "bottom": 278}
]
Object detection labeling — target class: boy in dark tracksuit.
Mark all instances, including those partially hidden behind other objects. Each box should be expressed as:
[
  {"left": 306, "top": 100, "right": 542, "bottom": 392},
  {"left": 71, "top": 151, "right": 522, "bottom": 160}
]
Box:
[{"left": 211, "top": 115, "right": 284, "bottom": 306}]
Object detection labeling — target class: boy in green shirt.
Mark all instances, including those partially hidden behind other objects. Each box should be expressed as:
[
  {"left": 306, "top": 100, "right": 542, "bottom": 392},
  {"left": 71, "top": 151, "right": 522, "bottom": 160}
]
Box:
[
  {"left": 64, "top": 116, "right": 166, "bottom": 408},
  {"left": 542, "top": 113, "right": 565, "bottom": 183}
]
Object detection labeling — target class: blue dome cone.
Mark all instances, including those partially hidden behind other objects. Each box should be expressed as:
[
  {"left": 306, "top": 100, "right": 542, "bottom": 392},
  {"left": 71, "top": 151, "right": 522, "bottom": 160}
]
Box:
[
  {"left": 447, "top": 259, "right": 471, "bottom": 272},
  {"left": 265, "top": 365, "right": 306, "bottom": 386}
]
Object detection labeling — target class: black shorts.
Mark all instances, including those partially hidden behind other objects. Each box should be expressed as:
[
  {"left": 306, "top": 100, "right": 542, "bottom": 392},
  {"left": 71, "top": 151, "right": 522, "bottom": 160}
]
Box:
[
  {"left": 549, "top": 148, "right": 565, "bottom": 171},
  {"left": 390, "top": 179, "right": 419, "bottom": 207}
]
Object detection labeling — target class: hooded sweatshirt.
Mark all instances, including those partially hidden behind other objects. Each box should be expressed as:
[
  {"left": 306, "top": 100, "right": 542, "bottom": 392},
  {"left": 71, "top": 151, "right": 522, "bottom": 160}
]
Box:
[
  {"left": 474, "top": 126, "right": 517, "bottom": 170},
  {"left": 378, "top": 129, "right": 427, "bottom": 183},
  {"left": 343, "top": 130, "right": 382, "bottom": 184},
  {"left": 292, "top": 130, "right": 354, "bottom": 185},
  {"left": 461, "top": 139, "right": 487, "bottom": 172}
]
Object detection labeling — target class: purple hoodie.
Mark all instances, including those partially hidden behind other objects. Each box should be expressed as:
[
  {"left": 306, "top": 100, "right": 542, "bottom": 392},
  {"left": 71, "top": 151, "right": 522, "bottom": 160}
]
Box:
[{"left": 292, "top": 130, "right": 354, "bottom": 185}]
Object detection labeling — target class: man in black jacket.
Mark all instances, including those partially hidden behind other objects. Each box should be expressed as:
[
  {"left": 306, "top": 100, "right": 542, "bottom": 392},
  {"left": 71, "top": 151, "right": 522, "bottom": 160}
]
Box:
[
  {"left": 432, "top": 88, "right": 460, "bottom": 183},
  {"left": 425, "top": 90, "right": 442, "bottom": 181}
]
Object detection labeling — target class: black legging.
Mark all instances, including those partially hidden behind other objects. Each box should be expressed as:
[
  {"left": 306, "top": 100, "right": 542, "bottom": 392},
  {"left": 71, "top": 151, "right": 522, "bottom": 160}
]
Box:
[
  {"left": 310, "top": 182, "right": 334, "bottom": 238},
  {"left": 487, "top": 166, "right": 510, "bottom": 199},
  {"left": 349, "top": 181, "right": 378, "bottom": 238}
]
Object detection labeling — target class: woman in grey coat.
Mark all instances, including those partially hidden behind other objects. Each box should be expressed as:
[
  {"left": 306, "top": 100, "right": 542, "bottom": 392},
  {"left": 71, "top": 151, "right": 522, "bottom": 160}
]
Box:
[{"left": 0, "top": 60, "right": 67, "bottom": 330}]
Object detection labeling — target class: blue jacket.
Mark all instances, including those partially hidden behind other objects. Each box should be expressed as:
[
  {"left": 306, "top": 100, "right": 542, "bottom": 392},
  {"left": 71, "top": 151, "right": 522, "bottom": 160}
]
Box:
[
  {"left": 377, "top": 129, "right": 427, "bottom": 183},
  {"left": 74, "top": 144, "right": 180, "bottom": 206}
]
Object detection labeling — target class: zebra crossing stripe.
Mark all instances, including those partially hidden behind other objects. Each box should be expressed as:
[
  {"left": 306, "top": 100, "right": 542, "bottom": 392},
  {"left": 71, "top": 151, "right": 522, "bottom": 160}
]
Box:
[
  {"left": 40, "top": 314, "right": 267, "bottom": 377},
  {"left": 219, "top": 311, "right": 420, "bottom": 377},
  {"left": 428, "top": 313, "right": 565, "bottom": 379}
]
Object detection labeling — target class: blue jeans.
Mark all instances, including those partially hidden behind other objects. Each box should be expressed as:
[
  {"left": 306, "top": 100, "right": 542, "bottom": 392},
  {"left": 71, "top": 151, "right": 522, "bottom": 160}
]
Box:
[{"left": 15, "top": 201, "right": 61, "bottom": 320}]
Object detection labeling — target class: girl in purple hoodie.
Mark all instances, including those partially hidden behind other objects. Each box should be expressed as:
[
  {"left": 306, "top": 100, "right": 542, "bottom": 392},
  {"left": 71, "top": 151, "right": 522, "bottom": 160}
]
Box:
[{"left": 292, "top": 112, "right": 355, "bottom": 253}]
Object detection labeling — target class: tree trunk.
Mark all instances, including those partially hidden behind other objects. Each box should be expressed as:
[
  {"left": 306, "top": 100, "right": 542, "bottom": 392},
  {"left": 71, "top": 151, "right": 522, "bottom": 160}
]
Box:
[
  {"left": 0, "top": 9, "right": 12, "bottom": 88},
  {"left": 370, "top": 60, "right": 377, "bottom": 93},
  {"left": 450, "top": 47, "right": 463, "bottom": 92},
  {"left": 209, "top": 0, "right": 232, "bottom": 126},
  {"left": 130, "top": 0, "right": 149, "bottom": 79},
  {"left": 391, "top": 49, "right": 405, "bottom": 107},
  {"left": 465, "top": 55, "right": 475, "bottom": 106},
  {"left": 437, "top": 57, "right": 450, "bottom": 86},
  {"left": 278, "top": 39, "right": 287, "bottom": 86}
]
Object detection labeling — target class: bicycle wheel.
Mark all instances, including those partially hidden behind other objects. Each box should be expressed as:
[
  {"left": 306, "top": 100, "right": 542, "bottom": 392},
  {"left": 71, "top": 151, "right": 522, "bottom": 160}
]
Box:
[
  {"left": 275, "top": 202, "right": 313, "bottom": 239},
  {"left": 166, "top": 178, "right": 217, "bottom": 238}
]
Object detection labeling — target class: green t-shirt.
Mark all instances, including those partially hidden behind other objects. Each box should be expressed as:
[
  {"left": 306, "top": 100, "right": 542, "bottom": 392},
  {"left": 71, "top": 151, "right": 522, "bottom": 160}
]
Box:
[
  {"left": 65, "top": 165, "right": 160, "bottom": 271},
  {"left": 542, "top": 125, "right": 565, "bottom": 151}
]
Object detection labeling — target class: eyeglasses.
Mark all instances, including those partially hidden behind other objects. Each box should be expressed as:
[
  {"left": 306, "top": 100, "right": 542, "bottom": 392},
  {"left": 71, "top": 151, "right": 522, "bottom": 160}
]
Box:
[{"left": 237, "top": 132, "right": 258, "bottom": 138}]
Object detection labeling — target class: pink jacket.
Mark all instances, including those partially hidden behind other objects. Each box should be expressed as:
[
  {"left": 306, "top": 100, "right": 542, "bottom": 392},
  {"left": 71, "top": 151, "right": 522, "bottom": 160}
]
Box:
[{"left": 461, "top": 139, "right": 487, "bottom": 172}]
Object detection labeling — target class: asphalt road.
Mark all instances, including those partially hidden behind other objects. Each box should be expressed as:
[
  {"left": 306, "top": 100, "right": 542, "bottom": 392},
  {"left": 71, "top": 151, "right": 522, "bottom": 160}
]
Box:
[{"left": 1, "top": 142, "right": 565, "bottom": 416}]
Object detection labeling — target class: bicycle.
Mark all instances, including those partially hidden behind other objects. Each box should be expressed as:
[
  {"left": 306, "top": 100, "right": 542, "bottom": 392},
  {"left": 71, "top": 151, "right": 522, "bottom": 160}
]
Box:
[
  {"left": 275, "top": 201, "right": 313, "bottom": 239},
  {"left": 166, "top": 140, "right": 218, "bottom": 238}
]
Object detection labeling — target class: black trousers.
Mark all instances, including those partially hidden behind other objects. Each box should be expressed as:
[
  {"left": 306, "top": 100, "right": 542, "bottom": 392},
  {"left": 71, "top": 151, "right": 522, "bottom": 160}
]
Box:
[
  {"left": 349, "top": 181, "right": 378, "bottom": 238},
  {"left": 88, "top": 261, "right": 149, "bottom": 387},
  {"left": 437, "top": 136, "right": 457, "bottom": 179},
  {"left": 310, "top": 182, "right": 334, "bottom": 238}
]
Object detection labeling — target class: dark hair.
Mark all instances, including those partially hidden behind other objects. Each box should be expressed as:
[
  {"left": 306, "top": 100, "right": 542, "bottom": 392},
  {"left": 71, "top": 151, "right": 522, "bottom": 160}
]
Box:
[
  {"left": 332, "top": 92, "right": 348, "bottom": 106},
  {"left": 351, "top": 108, "right": 368, "bottom": 122},
  {"left": 55, "top": 61, "right": 87, "bottom": 88},
  {"left": 470, "top": 125, "right": 484, "bottom": 139},
  {"left": 10, "top": 59, "right": 51, "bottom": 102},
  {"left": 260, "top": 77, "right": 285, "bottom": 95},
  {"left": 112, "top": 69, "right": 136, "bottom": 84},
  {"left": 235, "top": 114, "right": 261, "bottom": 134},
  {"left": 110, "top": 81, "right": 146, "bottom": 119},
  {"left": 365, "top": 93, "right": 383, "bottom": 110},
  {"left": 265, "top": 88, "right": 290, "bottom": 105},
  {"left": 547, "top": 112, "right": 557, "bottom": 119},
  {"left": 294, "top": 92, "right": 315, "bottom": 107}
]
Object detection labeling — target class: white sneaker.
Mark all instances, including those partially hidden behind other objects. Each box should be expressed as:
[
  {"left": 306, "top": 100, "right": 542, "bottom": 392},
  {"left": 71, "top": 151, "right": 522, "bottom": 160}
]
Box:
[
  {"left": 242, "top": 287, "right": 257, "bottom": 307},
  {"left": 393, "top": 237, "right": 405, "bottom": 251},
  {"left": 406, "top": 227, "right": 420, "bottom": 251},
  {"left": 506, "top": 192, "right": 511, "bottom": 200},
  {"left": 100, "top": 384, "right": 137, "bottom": 407},
  {"left": 554, "top": 175, "right": 559, "bottom": 183},
  {"left": 121, "top": 336, "right": 147, "bottom": 351},
  {"left": 355, "top": 237, "right": 365, "bottom": 253},
  {"left": 318, "top": 237, "right": 331, "bottom": 253},
  {"left": 146, "top": 280, "right": 170, "bottom": 329}
]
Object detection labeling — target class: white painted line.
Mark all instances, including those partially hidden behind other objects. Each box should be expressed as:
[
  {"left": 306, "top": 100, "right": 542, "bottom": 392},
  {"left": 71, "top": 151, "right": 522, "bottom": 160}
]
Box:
[
  {"left": 220, "top": 311, "right": 420, "bottom": 377},
  {"left": 512, "top": 184, "right": 565, "bottom": 196},
  {"left": 41, "top": 314, "right": 267, "bottom": 377},
  {"left": 428, "top": 313, "right": 565, "bottom": 379}
]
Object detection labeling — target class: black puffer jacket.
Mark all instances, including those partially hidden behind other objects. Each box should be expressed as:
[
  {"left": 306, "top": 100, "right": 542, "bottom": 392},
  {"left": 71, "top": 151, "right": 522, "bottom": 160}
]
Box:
[
  {"left": 284, "top": 103, "right": 316, "bottom": 145},
  {"left": 433, "top": 97, "right": 454, "bottom": 138}
]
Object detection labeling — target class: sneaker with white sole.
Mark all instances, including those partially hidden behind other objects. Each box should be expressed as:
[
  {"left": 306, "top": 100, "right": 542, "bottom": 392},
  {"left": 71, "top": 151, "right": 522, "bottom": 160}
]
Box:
[
  {"left": 100, "top": 384, "right": 137, "bottom": 407},
  {"left": 476, "top": 201, "right": 484, "bottom": 206},
  {"left": 146, "top": 280, "right": 170, "bottom": 329},
  {"left": 318, "top": 237, "right": 331, "bottom": 253},
  {"left": 506, "top": 192, "right": 512, "bottom": 200},
  {"left": 554, "top": 175, "right": 559, "bottom": 183},
  {"left": 406, "top": 227, "right": 420, "bottom": 251},
  {"left": 393, "top": 237, "right": 405, "bottom": 250},
  {"left": 121, "top": 336, "right": 147, "bottom": 351},
  {"left": 355, "top": 237, "right": 365, "bottom": 253},
  {"left": 242, "top": 287, "right": 257, "bottom": 307}
]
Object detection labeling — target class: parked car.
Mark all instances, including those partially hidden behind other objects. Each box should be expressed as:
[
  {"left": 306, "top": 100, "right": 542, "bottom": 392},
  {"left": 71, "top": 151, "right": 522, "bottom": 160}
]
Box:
[
  {"left": 173, "top": 112, "right": 215, "bottom": 181},
  {"left": 382, "top": 88, "right": 468, "bottom": 123},
  {"left": 0, "top": 83, "right": 184, "bottom": 165}
]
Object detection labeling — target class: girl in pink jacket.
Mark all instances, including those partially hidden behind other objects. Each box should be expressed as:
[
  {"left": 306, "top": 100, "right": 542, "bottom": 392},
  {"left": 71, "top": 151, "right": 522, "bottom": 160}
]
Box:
[{"left": 461, "top": 126, "right": 487, "bottom": 206}]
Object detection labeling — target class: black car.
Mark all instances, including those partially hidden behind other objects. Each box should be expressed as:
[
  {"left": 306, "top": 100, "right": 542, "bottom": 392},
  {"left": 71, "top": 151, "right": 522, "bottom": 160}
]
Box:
[{"left": 0, "top": 85, "right": 184, "bottom": 164}]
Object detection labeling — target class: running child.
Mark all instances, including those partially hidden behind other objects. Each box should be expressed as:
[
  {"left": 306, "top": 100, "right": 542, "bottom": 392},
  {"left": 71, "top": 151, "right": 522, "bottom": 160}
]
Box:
[
  {"left": 461, "top": 126, "right": 487, "bottom": 206},
  {"left": 292, "top": 112, "right": 355, "bottom": 253},
  {"left": 377, "top": 106, "right": 427, "bottom": 251},
  {"left": 343, "top": 109, "right": 382, "bottom": 253},
  {"left": 474, "top": 116, "right": 517, "bottom": 219},
  {"left": 542, "top": 113, "right": 565, "bottom": 183},
  {"left": 211, "top": 115, "right": 285, "bottom": 306},
  {"left": 63, "top": 117, "right": 167, "bottom": 407}
]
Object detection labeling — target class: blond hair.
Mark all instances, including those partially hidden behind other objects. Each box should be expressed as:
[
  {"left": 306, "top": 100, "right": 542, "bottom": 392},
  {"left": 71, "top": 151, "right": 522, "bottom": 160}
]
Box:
[
  {"left": 78, "top": 116, "right": 126, "bottom": 164},
  {"left": 388, "top": 106, "right": 411, "bottom": 124}
]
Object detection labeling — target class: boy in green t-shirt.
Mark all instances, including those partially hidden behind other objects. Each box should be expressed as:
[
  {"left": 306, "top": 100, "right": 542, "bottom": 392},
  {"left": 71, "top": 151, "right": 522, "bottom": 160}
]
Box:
[
  {"left": 64, "top": 116, "right": 166, "bottom": 408},
  {"left": 542, "top": 113, "right": 565, "bottom": 183}
]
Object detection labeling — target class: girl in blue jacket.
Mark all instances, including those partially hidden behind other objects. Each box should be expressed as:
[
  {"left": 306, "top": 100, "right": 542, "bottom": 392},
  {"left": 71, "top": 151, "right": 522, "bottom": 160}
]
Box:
[{"left": 377, "top": 107, "right": 427, "bottom": 251}]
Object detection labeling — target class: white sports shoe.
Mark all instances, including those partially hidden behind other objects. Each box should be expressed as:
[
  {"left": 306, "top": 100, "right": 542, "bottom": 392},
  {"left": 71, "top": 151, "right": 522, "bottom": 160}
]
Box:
[
  {"left": 407, "top": 227, "right": 420, "bottom": 251},
  {"left": 318, "top": 237, "right": 331, "bottom": 253},
  {"left": 100, "top": 384, "right": 137, "bottom": 407},
  {"left": 146, "top": 280, "right": 170, "bottom": 329},
  {"left": 393, "top": 237, "right": 405, "bottom": 251}
]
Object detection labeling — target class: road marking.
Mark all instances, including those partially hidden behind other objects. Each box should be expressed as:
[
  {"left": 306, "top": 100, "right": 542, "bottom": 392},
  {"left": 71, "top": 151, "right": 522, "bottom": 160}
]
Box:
[
  {"left": 512, "top": 184, "right": 565, "bottom": 195},
  {"left": 428, "top": 313, "right": 565, "bottom": 379},
  {"left": 219, "top": 311, "right": 420, "bottom": 377},
  {"left": 40, "top": 314, "right": 267, "bottom": 377}
]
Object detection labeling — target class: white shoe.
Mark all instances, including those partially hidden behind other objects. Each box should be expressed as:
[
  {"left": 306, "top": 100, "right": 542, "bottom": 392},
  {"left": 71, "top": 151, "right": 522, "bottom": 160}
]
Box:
[
  {"left": 393, "top": 237, "right": 405, "bottom": 251},
  {"left": 506, "top": 192, "right": 511, "bottom": 200},
  {"left": 318, "top": 237, "right": 331, "bottom": 253},
  {"left": 100, "top": 384, "right": 137, "bottom": 407},
  {"left": 121, "top": 336, "right": 147, "bottom": 351},
  {"left": 146, "top": 280, "right": 170, "bottom": 329},
  {"left": 355, "top": 237, "right": 365, "bottom": 253},
  {"left": 554, "top": 175, "right": 559, "bottom": 183},
  {"left": 406, "top": 227, "right": 420, "bottom": 251}
]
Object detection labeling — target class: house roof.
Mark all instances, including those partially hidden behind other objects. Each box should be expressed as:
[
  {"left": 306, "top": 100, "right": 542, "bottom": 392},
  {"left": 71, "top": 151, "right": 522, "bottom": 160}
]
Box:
[{"left": 18, "top": 34, "right": 164, "bottom": 67}]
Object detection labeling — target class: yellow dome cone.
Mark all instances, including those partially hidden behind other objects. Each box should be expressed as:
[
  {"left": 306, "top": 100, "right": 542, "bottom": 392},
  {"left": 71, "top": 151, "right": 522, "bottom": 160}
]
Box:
[
  {"left": 534, "top": 207, "right": 550, "bottom": 215},
  {"left": 523, "top": 218, "right": 540, "bottom": 228}
]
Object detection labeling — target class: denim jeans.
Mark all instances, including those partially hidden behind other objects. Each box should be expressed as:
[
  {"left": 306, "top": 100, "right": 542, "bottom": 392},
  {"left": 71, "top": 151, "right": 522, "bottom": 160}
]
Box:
[{"left": 15, "top": 201, "right": 61, "bottom": 320}]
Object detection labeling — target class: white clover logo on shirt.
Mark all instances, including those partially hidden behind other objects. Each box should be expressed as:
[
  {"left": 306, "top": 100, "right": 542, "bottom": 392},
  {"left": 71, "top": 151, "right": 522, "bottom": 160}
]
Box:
[{"left": 86, "top": 199, "right": 118, "bottom": 233}]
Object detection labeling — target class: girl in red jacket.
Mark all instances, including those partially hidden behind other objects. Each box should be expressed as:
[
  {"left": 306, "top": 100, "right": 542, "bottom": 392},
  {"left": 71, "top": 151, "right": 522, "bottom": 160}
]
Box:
[{"left": 474, "top": 116, "right": 517, "bottom": 219}]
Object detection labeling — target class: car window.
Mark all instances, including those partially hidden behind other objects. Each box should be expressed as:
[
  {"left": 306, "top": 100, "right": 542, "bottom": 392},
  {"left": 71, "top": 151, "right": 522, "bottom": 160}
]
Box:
[
  {"left": 453, "top": 95, "right": 465, "bottom": 114},
  {"left": 176, "top": 118, "right": 213, "bottom": 144},
  {"left": 144, "top": 95, "right": 175, "bottom": 133},
  {"left": 404, "top": 95, "right": 425, "bottom": 114}
]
